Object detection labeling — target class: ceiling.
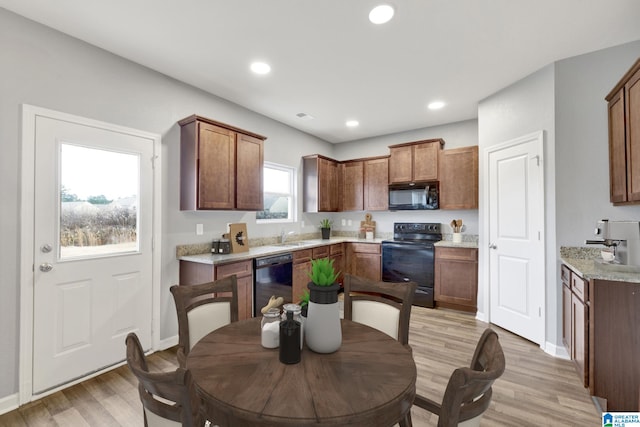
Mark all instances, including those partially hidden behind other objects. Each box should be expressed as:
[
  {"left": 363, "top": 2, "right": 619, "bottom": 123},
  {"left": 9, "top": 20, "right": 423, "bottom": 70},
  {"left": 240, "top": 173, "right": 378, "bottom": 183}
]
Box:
[{"left": 2, "top": 1, "right": 640, "bottom": 143}]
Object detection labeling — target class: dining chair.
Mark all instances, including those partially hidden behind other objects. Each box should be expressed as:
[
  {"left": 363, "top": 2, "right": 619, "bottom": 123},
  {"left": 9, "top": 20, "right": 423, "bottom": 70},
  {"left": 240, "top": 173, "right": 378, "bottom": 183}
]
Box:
[
  {"left": 404, "top": 328, "right": 506, "bottom": 427},
  {"left": 170, "top": 275, "right": 239, "bottom": 367},
  {"left": 125, "top": 332, "right": 200, "bottom": 427},
  {"left": 342, "top": 273, "right": 417, "bottom": 347}
]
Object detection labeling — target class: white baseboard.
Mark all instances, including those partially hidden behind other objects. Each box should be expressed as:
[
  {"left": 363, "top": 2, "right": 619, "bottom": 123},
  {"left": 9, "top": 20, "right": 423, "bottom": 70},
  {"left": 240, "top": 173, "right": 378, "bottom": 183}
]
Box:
[
  {"left": 157, "top": 335, "right": 178, "bottom": 351},
  {"left": 544, "top": 341, "right": 570, "bottom": 359},
  {"left": 0, "top": 393, "right": 19, "bottom": 416}
]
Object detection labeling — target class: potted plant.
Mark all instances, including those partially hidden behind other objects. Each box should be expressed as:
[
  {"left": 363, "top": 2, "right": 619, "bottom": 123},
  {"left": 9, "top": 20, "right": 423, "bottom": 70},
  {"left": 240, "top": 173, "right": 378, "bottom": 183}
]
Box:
[
  {"left": 320, "top": 218, "right": 332, "bottom": 240},
  {"left": 304, "top": 257, "right": 342, "bottom": 353},
  {"left": 298, "top": 289, "right": 310, "bottom": 318}
]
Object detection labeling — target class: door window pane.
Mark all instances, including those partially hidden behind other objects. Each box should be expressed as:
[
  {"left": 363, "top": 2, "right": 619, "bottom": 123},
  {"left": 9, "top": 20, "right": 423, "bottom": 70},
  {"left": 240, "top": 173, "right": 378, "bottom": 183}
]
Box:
[{"left": 59, "top": 144, "right": 140, "bottom": 259}]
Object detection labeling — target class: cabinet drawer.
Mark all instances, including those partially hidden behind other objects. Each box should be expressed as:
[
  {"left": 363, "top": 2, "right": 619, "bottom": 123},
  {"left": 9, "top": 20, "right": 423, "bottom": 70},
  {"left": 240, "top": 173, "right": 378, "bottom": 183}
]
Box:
[
  {"left": 349, "top": 243, "right": 381, "bottom": 254},
  {"left": 330, "top": 243, "right": 343, "bottom": 255},
  {"left": 216, "top": 260, "right": 252, "bottom": 279},
  {"left": 312, "top": 245, "right": 330, "bottom": 258},
  {"left": 435, "top": 247, "right": 477, "bottom": 261},
  {"left": 293, "top": 249, "right": 312, "bottom": 263},
  {"left": 570, "top": 272, "right": 588, "bottom": 302}
]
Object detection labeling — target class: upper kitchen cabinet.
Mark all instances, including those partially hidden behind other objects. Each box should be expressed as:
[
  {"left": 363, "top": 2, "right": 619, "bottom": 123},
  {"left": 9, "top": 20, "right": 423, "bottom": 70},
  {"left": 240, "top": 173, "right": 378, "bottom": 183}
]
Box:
[
  {"left": 388, "top": 139, "right": 444, "bottom": 184},
  {"left": 439, "top": 146, "right": 479, "bottom": 209},
  {"left": 606, "top": 58, "right": 640, "bottom": 205},
  {"left": 341, "top": 156, "right": 389, "bottom": 211},
  {"left": 179, "top": 115, "right": 266, "bottom": 211},
  {"left": 303, "top": 155, "right": 340, "bottom": 212}
]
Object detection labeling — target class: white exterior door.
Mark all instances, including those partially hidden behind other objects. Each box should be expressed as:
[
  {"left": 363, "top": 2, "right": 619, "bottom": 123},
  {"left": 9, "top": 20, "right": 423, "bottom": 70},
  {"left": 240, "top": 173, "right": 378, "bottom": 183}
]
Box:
[
  {"left": 31, "top": 112, "right": 155, "bottom": 394},
  {"left": 487, "top": 132, "right": 545, "bottom": 346}
]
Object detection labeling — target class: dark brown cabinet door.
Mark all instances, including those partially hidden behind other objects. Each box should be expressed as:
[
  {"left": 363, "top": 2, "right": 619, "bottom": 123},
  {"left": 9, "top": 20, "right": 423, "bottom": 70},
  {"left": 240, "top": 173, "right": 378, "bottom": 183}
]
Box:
[
  {"left": 606, "top": 59, "right": 640, "bottom": 204},
  {"left": 236, "top": 133, "right": 264, "bottom": 210},
  {"left": 434, "top": 247, "right": 478, "bottom": 311},
  {"left": 389, "top": 140, "right": 442, "bottom": 184},
  {"left": 179, "top": 115, "right": 266, "bottom": 211},
  {"left": 412, "top": 141, "right": 439, "bottom": 182},
  {"left": 196, "top": 122, "right": 236, "bottom": 210},
  {"left": 318, "top": 158, "right": 340, "bottom": 212},
  {"left": 626, "top": 67, "right": 640, "bottom": 201},
  {"left": 388, "top": 145, "right": 413, "bottom": 184},
  {"left": 364, "top": 157, "right": 389, "bottom": 211},
  {"left": 342, "top": 160, "right": 364, "bottom": 211},
  {"left": 346, "top": 243, "right": 381, "bottom": 281},
  {"left": 439, "top": 146, "right": 479, "bottom": 209}
]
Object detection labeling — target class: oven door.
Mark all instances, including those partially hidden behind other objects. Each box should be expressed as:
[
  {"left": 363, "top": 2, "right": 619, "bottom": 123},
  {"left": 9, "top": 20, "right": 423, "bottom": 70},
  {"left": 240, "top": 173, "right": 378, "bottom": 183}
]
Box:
[{"left": 382, "top": 241, "right": 435, "bottom": 308}]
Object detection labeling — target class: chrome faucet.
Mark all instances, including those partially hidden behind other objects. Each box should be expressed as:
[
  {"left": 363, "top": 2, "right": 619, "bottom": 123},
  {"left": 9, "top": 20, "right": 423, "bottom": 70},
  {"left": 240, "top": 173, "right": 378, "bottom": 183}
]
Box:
[{"left": 281, "top": 229, "right": 295, "bottom": 244}]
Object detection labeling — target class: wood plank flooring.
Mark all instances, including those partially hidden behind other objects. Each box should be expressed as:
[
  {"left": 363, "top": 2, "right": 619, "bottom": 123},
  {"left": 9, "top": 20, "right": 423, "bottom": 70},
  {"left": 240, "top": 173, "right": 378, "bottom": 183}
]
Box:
[{"left": 0, "top": 307, "right": 601, "bottom": 426}]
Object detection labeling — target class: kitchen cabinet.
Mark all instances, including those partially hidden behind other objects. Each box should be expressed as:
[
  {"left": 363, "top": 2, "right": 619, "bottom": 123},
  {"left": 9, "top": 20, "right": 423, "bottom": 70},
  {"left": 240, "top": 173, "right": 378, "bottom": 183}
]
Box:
[
  {"left": 341, "top": 160, "right": 364, "bottom": 211},
  {"left": 589, "top": 278, "right": 640, "bottom": 410},
  {"left": 292, "top": 249, "right": 312, "bottom": 304},
  {"left": 439, "top": 146, "right": 478, "bottom": 209},
  {"left": 341, "top": 156, "right": 389, "bottom": 211},
  {"left": 216, "top": 260, "right": 253, "bottom": 321},
  {"left": 179, "top": 115, "right": 266, "bottom": 211},
  {"left": 345, "top": 242, "right": 381, "bottom": 281},
  {"left": 178, "top": 259, "right": 253, "bottom": 321},
  {"left": 561, "top": 264, "right": 588, "bottom": 388},
  {"left": 303, "top": 155, "right": 340, "bottom": 212},
  {"left": 606, "top": 58, "right": 640, "bottom": 204},
  {"left": 434, "top": 247, "right": 478, "bottom": 312},
  {"left": 329, "top": 243, "right": 344, "bottom": 284},
  {"left": 363, "top": 157, "right": 389, "bottom": 210},
  {"left": 388, "top": 139, "right": 444, "bottom": 184}
]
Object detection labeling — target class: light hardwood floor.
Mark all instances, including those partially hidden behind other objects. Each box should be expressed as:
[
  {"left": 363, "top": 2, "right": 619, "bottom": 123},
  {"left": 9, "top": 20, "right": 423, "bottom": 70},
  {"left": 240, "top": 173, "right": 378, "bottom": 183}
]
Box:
[{"left": 0, "top": 307, "right": 601, "bottom": 427}]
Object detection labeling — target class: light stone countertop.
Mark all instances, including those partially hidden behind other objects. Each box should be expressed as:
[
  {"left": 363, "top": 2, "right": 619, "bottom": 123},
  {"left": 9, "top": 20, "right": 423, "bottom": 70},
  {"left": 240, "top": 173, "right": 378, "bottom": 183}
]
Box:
[
  {"left": 560, "top": 246, "right": 640, "bottom": 283},
  {"left": 178, "top": 237, "right": 386, "bottom": 266}
]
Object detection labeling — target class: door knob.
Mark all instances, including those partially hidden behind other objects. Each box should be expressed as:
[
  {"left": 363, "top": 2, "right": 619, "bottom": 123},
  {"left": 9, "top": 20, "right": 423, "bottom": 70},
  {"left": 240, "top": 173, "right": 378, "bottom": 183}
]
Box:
[
  {"left": 39, "top": 263, "right": 53, "bottom": 272},
  {"left": 489, "top": 243, "right": 497, "bottom": 249}
]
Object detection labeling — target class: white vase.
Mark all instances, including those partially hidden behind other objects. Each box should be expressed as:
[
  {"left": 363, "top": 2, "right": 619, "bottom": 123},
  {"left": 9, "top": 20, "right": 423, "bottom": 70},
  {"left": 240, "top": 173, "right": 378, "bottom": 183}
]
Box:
[{"left": 304, "top": 283, "right": 342, "bottom": 353}]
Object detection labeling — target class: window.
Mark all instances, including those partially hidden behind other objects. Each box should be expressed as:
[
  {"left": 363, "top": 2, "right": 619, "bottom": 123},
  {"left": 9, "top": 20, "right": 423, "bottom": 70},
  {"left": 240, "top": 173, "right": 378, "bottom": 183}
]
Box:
[{"left": 257, "top": 162, "right": 296, "bottom": 223}]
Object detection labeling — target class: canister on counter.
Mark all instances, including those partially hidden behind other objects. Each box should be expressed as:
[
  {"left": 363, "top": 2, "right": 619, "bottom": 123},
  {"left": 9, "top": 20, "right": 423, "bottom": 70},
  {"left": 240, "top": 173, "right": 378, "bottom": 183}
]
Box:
[
  {"left": 211, "top": 239, "right": 220, "bottom": 253},
  {"left": 219, "top": 239, "right": 231, "bottom": 254}
]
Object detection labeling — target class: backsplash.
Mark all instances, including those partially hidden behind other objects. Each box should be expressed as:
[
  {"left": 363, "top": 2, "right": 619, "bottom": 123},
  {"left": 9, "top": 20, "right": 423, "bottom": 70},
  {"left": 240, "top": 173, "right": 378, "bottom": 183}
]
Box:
[{"left": 560, "top": 246, "right": 601, "bottom": 260}]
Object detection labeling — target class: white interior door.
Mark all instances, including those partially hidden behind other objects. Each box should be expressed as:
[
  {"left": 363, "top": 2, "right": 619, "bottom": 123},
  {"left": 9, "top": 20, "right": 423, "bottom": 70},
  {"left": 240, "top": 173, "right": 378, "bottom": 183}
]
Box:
[
  {"left": 488, "top": 132, "right": 545, "bottom": 345},
  {"left": 32, "top": 114, "right": 154, "bottom": 394}
]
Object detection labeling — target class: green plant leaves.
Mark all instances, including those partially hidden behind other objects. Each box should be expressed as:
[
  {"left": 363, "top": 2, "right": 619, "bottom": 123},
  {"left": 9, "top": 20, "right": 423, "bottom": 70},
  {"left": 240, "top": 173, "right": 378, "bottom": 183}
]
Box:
[{"left": 307, "top": 257, "right": 339, "bottom": 286}]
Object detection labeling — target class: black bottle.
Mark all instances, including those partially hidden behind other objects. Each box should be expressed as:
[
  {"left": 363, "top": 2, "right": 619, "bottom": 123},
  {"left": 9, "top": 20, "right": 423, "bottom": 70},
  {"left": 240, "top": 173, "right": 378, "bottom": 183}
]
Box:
[{"left": 279, "top": 311, "right": 301, "bottom": 364}]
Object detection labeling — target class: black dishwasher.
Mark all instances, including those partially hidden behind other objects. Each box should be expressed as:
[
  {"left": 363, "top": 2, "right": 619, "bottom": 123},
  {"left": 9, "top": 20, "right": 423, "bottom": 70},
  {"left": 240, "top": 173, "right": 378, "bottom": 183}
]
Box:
[{"left": 254, "top": 253, "right": 293, "bottom": 316}]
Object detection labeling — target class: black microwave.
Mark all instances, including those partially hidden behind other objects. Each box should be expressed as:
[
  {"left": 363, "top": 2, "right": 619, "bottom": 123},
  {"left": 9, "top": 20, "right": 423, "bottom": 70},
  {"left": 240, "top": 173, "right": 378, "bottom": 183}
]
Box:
[{"left": 388, "top": 183, "right": 439, "bottom": 210}]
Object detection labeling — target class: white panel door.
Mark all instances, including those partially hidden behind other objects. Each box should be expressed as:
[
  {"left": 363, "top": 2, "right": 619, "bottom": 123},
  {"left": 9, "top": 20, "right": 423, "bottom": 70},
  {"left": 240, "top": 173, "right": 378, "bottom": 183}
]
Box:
[
  {"left": 32, "top": 115, "right": 154, "bottom": 394},
  {"left": 488, "top": 132, "right": 545, "bottom": 345}
]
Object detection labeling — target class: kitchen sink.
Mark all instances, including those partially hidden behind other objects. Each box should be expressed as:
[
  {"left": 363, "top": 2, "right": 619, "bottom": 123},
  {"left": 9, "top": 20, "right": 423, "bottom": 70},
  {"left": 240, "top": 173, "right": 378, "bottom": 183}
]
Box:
[
  {"left": 594, "top": 259, "right": 640, "bottom": 273},
  {"left": 274, "top": 241, "right": 311, "bottom": 247}
]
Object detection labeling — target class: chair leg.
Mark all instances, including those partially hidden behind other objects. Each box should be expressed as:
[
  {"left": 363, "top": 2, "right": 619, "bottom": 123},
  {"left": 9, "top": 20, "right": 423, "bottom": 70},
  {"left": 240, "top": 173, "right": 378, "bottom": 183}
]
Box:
[{"left": 398, "top": 409, "right": 413, "bottom": 427}]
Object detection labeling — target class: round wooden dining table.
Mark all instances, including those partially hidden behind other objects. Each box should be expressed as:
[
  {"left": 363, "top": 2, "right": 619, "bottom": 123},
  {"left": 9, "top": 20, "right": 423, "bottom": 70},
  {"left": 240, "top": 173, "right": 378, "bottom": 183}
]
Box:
[{"left": 187, "top": 317, "right": 416, "bottom": 427}]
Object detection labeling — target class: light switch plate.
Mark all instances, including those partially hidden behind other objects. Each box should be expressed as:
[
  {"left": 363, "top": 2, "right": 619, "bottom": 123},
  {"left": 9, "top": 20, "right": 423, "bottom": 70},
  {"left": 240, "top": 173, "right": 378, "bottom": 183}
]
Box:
[{"left": 196, "top": 224, "right": 204, "bottom": 235}]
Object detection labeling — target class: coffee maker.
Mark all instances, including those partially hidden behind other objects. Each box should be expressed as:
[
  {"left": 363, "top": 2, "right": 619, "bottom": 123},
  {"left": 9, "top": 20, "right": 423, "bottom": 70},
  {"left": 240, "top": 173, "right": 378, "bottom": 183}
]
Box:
[{"left": 586, "top": 219, "right": 640, "bottom": 266}]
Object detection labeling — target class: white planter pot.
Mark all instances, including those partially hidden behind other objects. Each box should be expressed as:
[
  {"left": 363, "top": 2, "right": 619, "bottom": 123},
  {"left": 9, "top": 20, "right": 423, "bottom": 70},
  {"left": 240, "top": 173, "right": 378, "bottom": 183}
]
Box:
[{"left": 304, "top": 283, "right": 342, "bottom": 353}]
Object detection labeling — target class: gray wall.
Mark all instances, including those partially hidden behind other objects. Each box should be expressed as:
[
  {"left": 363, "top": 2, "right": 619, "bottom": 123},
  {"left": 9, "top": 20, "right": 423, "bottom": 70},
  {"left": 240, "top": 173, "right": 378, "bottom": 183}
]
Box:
[
  {"left": 478, "top": 39, "right": 640, "bottom": 349},
  {"left": 477, "top": 63, "right": 557, "bottom": 340},
  {"left": 0, "top": 8, "right": 334, "bottom": 400},
  {"left": 331, "top": 119, "right": 480, "bottom": 236}
]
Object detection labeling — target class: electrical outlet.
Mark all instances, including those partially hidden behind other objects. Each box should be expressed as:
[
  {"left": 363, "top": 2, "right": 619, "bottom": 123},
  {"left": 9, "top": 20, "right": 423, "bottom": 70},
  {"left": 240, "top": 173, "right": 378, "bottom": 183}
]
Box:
[
  {"left": 301, "top": 221, "right": 305, "bottom": 228},
  {"left": 196, "top": 224, "right": 203, "bottom": 235},
  {"left": 347, "top": 219, "right": 352, "bottom": 226},
  {"left": 341, "top": 219, "right": 346, "bottom": 226}
]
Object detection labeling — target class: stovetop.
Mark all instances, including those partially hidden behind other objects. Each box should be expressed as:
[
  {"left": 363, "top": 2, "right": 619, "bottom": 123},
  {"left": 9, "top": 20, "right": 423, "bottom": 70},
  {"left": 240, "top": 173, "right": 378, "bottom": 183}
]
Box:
[{"left": 386, "top": 222, "right": 442, "bottom": 242}]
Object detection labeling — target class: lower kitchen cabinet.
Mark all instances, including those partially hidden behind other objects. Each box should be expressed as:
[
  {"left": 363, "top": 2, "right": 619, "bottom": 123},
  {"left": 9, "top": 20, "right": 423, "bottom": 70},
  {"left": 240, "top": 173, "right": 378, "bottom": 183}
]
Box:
[
  {"left": 292, "top": 249, "right": 312, "bottom": 304},
  {"left": 561, "top": 263, "right": 588, "bottom": 388},
  {"left": 179, "top": 259, "right": 253, "bottom": 320},
  {"left": 329, "top": 243, "right": 344, "bottom": 284},
  {"left": 434, "top": 247, "right": 478, "bottom": 312},
  {"left": 345, "top": 242, "right": 381, "bottom": 281}
]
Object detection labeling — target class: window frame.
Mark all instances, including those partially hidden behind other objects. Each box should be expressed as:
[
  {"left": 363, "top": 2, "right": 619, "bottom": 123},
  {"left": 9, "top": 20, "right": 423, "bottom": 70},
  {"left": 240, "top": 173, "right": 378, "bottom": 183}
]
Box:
[{"left": 256, "top": 162, "right": 297, "bottom": 224}]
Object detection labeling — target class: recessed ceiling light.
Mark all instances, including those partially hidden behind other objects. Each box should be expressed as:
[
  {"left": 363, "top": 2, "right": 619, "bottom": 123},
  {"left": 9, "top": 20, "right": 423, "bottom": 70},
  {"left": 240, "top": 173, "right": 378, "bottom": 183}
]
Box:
[
  {"left": 369, "top": 5, "right": 395, "bottom": 24},
  {"left": 428, "top": 101, "right": 445, "bottom": 110},
  {"left": 346, "top": 120, "right": 359, "bottom": 128},
  {"left": 250, "top": 61, "right": 271, "bottom": 75}
]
